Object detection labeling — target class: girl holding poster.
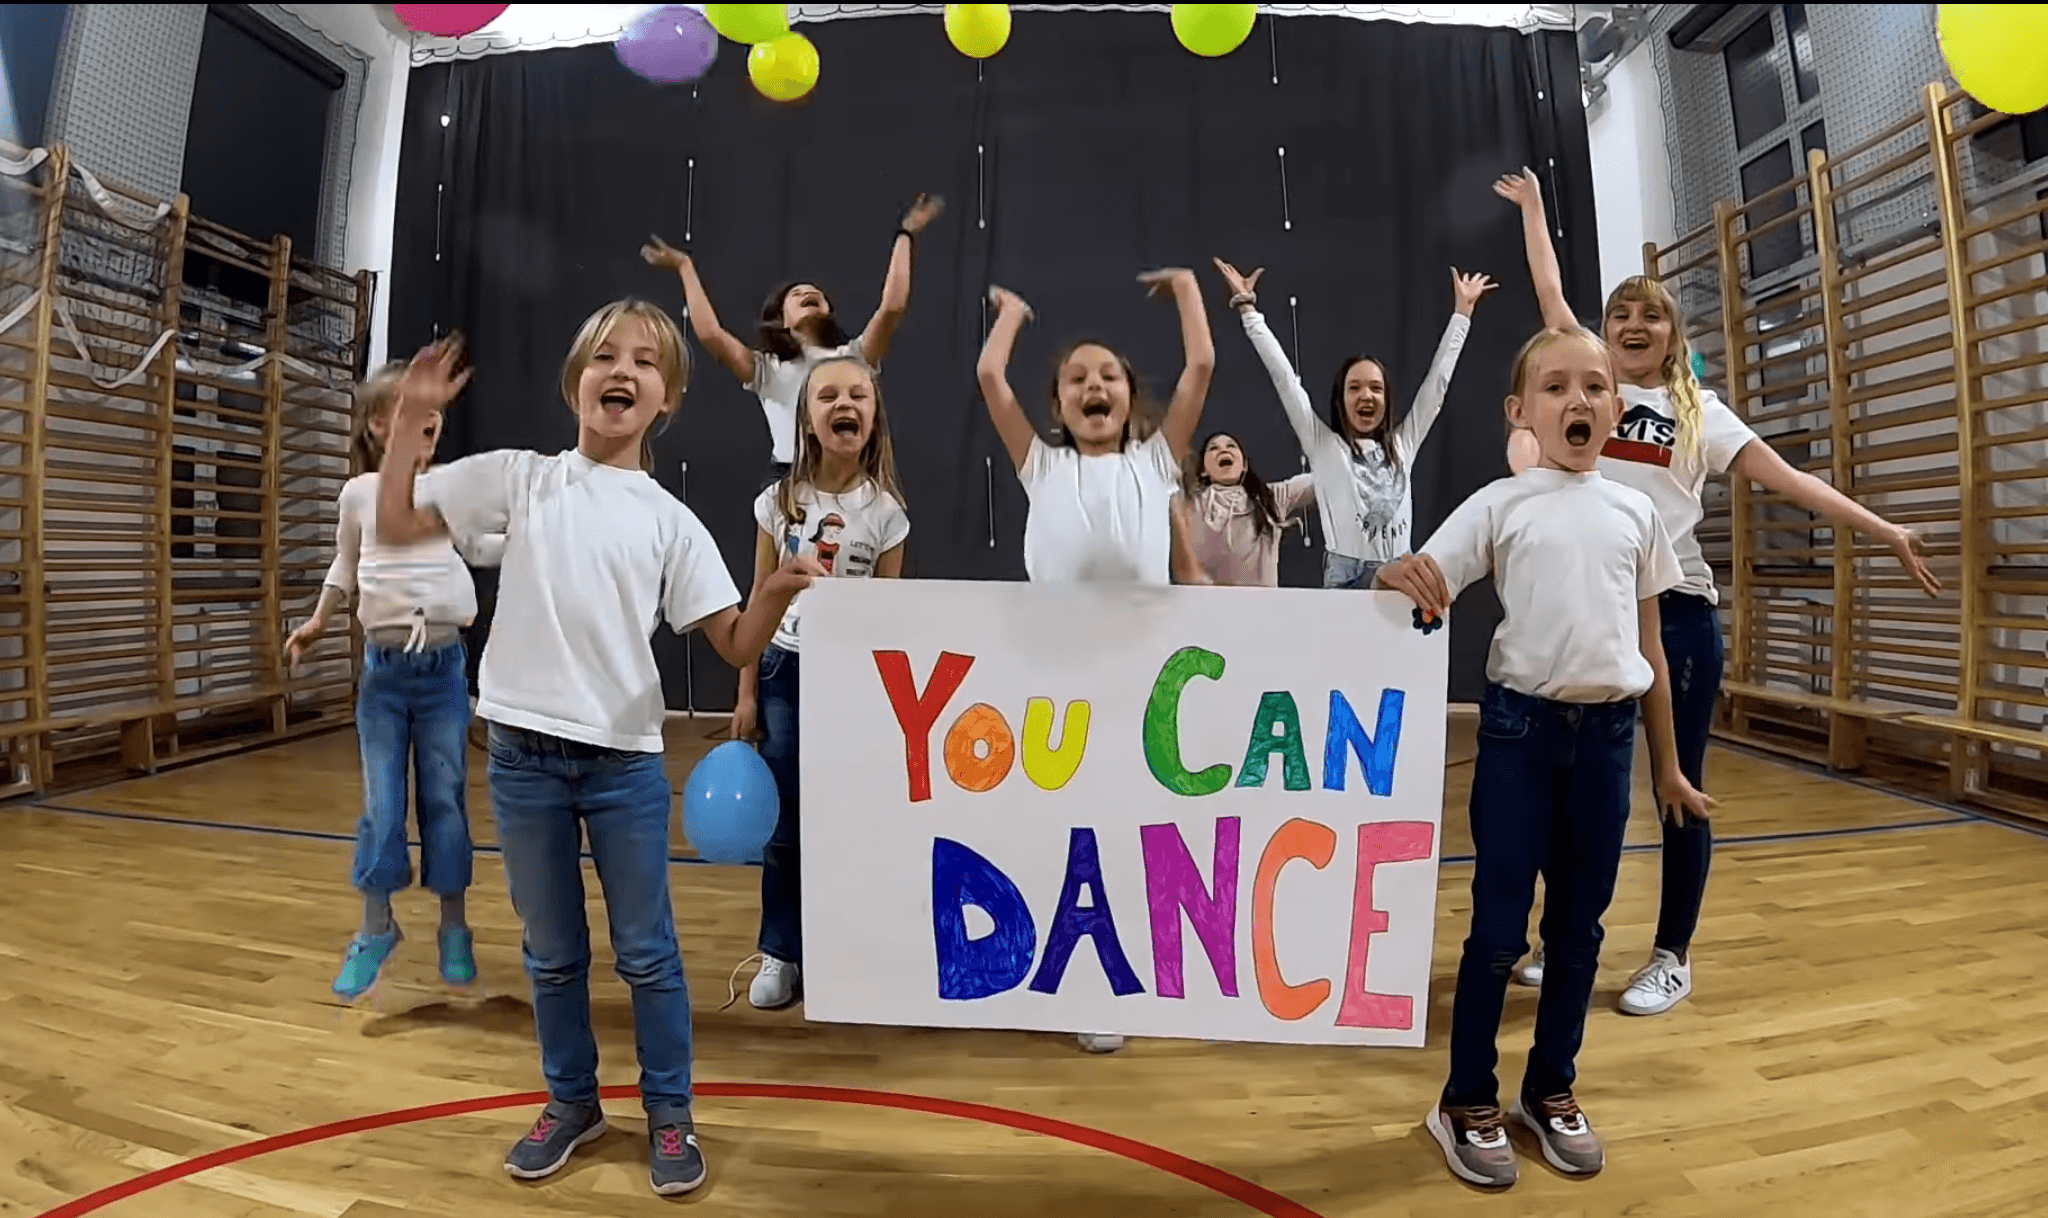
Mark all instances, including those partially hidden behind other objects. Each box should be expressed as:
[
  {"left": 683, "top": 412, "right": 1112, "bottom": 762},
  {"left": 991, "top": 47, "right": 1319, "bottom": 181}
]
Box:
[
  {"left": 976, "top": 267, "right": 1215, "bottom": 1050},
  {"left": 1378, "top": 325, "right": 1712, "bottom": 1189},
  {"left": 733, "top": 356, "right": 911, "bottom": 1011}
]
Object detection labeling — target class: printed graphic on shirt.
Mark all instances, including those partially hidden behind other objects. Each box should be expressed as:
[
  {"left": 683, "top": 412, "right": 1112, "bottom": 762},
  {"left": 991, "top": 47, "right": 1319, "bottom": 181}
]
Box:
[
  {"left": 806, "top": 512, "right": 852, "bottom": 575},
  {"left": 1349, "top": 446, "right": 1410, "bottom": 550},
  {"left": 1603, "top": 402, "right": 1675, "bottom": 468}
]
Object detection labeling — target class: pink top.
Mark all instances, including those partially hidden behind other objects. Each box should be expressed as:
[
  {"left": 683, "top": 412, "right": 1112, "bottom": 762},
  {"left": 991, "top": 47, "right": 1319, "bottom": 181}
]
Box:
[{"left": 1185, "top": 475, "right": 1315, "bottom": 587}]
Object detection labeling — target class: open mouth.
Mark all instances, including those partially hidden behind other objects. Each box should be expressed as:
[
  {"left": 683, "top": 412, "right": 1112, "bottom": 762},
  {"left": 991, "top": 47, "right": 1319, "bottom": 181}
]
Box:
[
  {"left": 829, "top": 415, "right": 862, "bottom": 437},
  {"left": 1565, "top": 420, "right": 1594, "bottom": 446},
  {"left": 600, "top": 388, "right": 635, "bottom": 412},
  {"left": 1216, "top": 455, "right": 1236, "bottom": 469},
  {"left": 1619, "top": 335, "right": 1652, "bottom": 351},
  {"left": 1080, "top": 400, "right": 1112, "bottom": 420}
]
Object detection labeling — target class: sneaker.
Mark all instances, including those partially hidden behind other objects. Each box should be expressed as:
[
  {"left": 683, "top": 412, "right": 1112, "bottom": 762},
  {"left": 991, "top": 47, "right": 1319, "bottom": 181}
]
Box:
[
  {"left": 1512, "top": 1092, "right": 1604, "bottom": 1175},
  {"left": 332, "top": 929, "right": 402, "bottom": 1000},
  {"left": 1076, "top": 1033, "right": 1126, "bottom": 1053},
  {"left": 504, "top": 1100, "right": 607, "bottom": 1180},
  {"left": 748, "top": 956, "right": 800, "bottom": 1009},
  {"left": 1514, "top": 947, "right": 1544, "bottom": 987},
  {"left": 438, "top": 926, "right": 477, "bottom": 988},
  {"left": 1618, "top": 947, "right": 1692, "bottom": 1016},
  {"left": 648, "top": 1113, "right": 708, "bottom": 1196},
  {"left": 1424, "top": 1103, "right": 1518, "bottom": 1188}
]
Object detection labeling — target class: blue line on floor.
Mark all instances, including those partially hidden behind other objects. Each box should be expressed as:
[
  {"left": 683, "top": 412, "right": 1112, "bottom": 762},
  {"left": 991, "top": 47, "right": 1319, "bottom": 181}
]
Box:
[
  {"left": 1708, "top": 735, "right": 2048, "bottom": 842},
  {"left": 16, "top": 800, "right": 1976, "bottom": 868}
]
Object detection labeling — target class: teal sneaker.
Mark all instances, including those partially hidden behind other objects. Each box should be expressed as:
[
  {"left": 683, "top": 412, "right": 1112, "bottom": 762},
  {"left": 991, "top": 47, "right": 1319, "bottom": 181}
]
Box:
[
  {"left": 439, "top": 926, "right": 477, "bottom": 987},
  {"left": 333, "top": 929, "right": 402, "bottom": 1000}
]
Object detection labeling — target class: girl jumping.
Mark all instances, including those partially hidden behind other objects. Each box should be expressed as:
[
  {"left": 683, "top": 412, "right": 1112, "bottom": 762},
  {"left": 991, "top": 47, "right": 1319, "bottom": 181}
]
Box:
[
  {"left": 977, "top": 267, "right": 1214, "bottom": 1051},
  {"left": 374, "top": 302, "right": 818, "bottom": 1198},
  {"left": 1179, "top": 431, "right": 1314, "bottom": 587},
  {"left": 733, "top": 355, "right": 911, "bottom": 1010}
]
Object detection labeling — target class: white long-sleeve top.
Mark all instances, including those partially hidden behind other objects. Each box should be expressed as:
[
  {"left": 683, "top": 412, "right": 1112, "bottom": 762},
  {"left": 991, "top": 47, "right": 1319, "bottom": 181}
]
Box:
[
  {"left": 1240, "top": 308, "right": 1470, "bottom": 563},
  {"left": 323, "top": 471, "right": 502, "bottom": 633}
]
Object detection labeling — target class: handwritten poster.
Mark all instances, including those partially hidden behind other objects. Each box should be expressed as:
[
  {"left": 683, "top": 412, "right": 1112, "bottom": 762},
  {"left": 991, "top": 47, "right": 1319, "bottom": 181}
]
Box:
[{"left": 798, "top": 579, "right": 1449, "bottom": 1047}]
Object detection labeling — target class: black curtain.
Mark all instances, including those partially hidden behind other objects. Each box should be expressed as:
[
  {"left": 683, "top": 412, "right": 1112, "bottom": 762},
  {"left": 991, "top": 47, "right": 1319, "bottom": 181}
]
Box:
[{"left": 390, "top": 11, "right": 1599, "bottom": 709}]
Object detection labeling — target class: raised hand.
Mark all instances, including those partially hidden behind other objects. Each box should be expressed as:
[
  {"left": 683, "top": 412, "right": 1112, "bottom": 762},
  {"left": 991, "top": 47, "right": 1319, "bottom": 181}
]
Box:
[
  {"left": 1139, "top": 267, "right": 1198, "bottom": 299},
  {"left": 988, "top": 285, "right": 1033, "bottom": 321},
  {"left": 641, "top": 233, "right": 688, "bottom": 272},
  {"left": 1212, "top": 257, "right": 1264, "bottom": 301},
  {"left": 395, "top": 335, "right": 470, "bottom": 421},
  {"left": 901, "top": 194, "right": 945, "bottom": 234},
  {"left": 1656, "top": 772, "right": 1716, "bottom": 825},
  {"left": 1492, "top": 166, "right": 1541, "bottom": 210},
  {"left": 1375, "top": 553, "right": 1452, "bottom": 619},
  {"left": 1451, "top": 268, "right": 1498, "bottom": 315},
  {"left": 1885, "top": 525, "right": 1943, "bottom": 598}
]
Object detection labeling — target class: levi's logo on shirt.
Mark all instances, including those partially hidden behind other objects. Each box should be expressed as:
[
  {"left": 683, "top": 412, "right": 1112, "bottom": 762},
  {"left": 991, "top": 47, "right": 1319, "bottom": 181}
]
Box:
[{"left": 1602, "top": 402, "right": 1675, "bottom": 468}]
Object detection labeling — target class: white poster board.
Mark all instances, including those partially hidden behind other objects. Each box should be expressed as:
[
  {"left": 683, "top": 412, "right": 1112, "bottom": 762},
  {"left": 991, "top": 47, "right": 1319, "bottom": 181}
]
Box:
[{"left": 798, "top": 579, "right": 1449, "bottom": 1047}]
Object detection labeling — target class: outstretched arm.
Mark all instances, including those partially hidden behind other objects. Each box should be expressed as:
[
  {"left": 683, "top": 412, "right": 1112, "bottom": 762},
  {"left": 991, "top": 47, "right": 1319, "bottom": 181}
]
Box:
[
  {"left": 857, "top": 194, "right": 944, "bottom": 365},
  {"left": 642, "top": 236, "right": 754, "bottom": 383},
  {"left": 1214, "top": 258, "right": 1333, "bottom": 457},
  {"left": 1493, "top": 167, "right": 1577, "bottom": 331},
  {"left": 977, "top": 287, "right": 1039, "bottom": 470},
  {"left": 1391, "top": 268, "right": 1495, "bottom": 463},
  {"left": 1142, "top": 268, "right": 1215, "bottom": 466},
  {"left": 1730, "top": 438, "right": 1942, "bottom": 597},
  {"left": 379, "top": 339, "right": 469, "bottom": 545}
]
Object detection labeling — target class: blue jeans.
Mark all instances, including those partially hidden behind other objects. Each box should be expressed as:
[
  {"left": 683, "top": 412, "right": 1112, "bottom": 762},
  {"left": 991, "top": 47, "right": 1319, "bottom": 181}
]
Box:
[
  {"left": 1445, "top": 685, "right": 1636, "bottom": 1108},
  {"left": 1654, "top": 591, "right": 1723, "bottom": 955},
  {"left": 487, "top": 723, "right": 694, "bottom": 1119},
  {"left": 755, "top": 645, "right": 802, "bottom": 962},
  {"left": 1323, "top": 551, "right": 1386, "bottom": 590},
  {"left": 352, "top": 640, "right": 473, "bottom": 895}
]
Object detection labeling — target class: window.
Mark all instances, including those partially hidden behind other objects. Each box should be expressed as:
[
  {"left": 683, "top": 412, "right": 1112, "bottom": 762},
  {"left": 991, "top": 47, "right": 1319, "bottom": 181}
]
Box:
[
  {"left": 1784, "top": 3, "right": 1820, "bottom": 104},
  {"left": 0, "top": 5, "right": 68, "bottom": 148},
  {"left": 1724, "top": 15, "right": 1787, "bottom": 148},
  {"left": 1741, "top": 141, "right": 1805, "bottom": 277}
]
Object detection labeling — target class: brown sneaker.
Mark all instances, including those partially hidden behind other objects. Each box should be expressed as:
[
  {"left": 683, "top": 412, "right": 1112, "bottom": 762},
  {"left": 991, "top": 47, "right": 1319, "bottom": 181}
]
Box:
[
  {"left": 1425, "top": 1102, "right": 1518, "bottom": 1187},
  {"left": 1513, "top": 1092, "right": 1604, "bottom": 1175}
]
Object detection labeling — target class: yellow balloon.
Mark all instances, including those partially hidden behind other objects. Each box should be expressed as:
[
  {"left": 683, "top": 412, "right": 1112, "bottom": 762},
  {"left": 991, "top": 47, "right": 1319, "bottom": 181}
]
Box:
[
  {"left": 704, "top": 3, "right": 789, "bottom": 45},
  {"left": 749, "top": 33, "right": 820, "bottom": 102},
  {"left": 1171, "top": 3, "right": 1256, "bottom": 57},
  {"left": 1939, "top": 4, "right": 2048, "bottom": 115},
  {"left": 945, "top": 4, "right": 1011, "bottom": 59}
]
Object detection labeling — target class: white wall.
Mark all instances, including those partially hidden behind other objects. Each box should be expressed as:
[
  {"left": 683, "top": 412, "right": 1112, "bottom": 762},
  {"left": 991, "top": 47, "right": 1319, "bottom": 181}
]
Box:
[{"left": 1585, "top": 39, "right": 1675, "bottom": 289}]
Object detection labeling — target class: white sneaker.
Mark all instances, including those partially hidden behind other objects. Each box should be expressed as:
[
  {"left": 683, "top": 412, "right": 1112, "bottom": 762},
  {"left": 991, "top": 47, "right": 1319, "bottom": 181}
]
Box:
[
  {"left": 1618, "top": 948, "right": 1691, "bottom": 1016},
  {"left": 748, "top": 956, "right": 800, "bottom": 1009},
  {"left": 1513, "top": 947, "right": 1544, "bottom": 987},
  {"left": 1076, "top": 1033, "right": 1125, "bottom": 1053}
]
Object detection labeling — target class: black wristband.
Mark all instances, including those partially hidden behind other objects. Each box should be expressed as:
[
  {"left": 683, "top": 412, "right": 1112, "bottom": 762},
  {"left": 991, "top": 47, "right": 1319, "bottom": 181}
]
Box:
[{"left": 896, "top": 227, "right": 914, "bottom": 242}]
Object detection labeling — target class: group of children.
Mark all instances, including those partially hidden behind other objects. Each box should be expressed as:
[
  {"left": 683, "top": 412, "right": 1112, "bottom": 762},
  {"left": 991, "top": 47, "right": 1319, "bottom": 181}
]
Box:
[{"left": 287, "top": 171, "right": 1943, "bottom": 1197}]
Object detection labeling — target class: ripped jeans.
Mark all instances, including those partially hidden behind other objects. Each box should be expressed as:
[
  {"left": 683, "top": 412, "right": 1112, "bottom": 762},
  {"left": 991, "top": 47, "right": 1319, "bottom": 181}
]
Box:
[{"left": 1653, "top": 590, "right": 1724, "bottom": 956}]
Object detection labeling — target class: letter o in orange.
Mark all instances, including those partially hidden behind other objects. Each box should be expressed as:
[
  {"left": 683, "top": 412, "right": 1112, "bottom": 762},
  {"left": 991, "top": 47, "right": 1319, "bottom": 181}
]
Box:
[{"left": 943, "top": 702, "right": 1016, "bottom": 793}]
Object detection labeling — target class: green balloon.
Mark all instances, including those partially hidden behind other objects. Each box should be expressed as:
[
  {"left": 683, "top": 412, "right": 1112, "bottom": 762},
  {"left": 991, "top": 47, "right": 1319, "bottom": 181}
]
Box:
[
  {"left": 704, "top": 3, "right": 789, "bottom": 45},
  {"left": 1171, "top": 3, "right": 1256, "bottom": 57}
]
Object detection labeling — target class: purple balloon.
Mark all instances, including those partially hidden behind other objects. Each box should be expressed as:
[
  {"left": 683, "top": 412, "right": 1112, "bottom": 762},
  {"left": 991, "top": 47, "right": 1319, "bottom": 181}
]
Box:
[{"left": 615, "top": 5, "right": 719, "bottom": 85}]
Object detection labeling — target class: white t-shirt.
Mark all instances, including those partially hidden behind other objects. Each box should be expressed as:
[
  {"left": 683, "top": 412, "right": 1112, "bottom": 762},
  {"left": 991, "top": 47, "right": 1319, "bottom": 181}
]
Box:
[
  {"left": 420, "top": 448, "right": 741, "bottom": 753},
  {"left": 1422, "top": 468, "right": 1684, "bottom": 703},
  {"left": 754, "top": 480, "right": 909, "bottom": 653},
  {"left": 1241, "top": 309, "right": 1470, "bottom": 562},
  {"left": 1597, "top": 383, "right": 1758, "bottom": 603},
  {"left": 324, "top": 471, "right": 502, "bottom": 633},
  {"left": 750, "top": 336, "right": 869, "bottom": 466},
  {"left": 1019, "top": 432, "right": 1180, "bottom": 585}
]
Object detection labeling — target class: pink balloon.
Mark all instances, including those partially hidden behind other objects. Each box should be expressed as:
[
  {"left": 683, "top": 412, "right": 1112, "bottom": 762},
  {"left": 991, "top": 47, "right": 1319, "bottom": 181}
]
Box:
[{"left": 393, "top": 4, "right": 509, "bottom": 38}]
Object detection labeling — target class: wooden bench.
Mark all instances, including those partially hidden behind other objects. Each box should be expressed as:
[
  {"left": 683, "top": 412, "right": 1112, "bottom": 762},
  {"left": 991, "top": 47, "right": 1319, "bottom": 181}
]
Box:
[{"left": 0, "top": 687, "right": 349, "bottom": 797}]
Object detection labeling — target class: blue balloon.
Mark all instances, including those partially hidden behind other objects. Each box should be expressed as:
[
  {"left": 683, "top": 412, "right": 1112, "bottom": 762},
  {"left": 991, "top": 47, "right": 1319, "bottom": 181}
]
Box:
[{"left": 683, "top": 741, "right": 780, "bottom": 865}]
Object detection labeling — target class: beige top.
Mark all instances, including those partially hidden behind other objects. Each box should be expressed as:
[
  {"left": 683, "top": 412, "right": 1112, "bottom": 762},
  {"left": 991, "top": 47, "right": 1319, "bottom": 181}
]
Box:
[{"left": 1184, "top": 474, "right": 1315, "bottom": 587}]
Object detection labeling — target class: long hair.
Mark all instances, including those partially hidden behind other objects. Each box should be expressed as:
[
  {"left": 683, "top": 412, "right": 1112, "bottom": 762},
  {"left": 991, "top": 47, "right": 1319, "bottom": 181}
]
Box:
[
  {"left": 1188, "top": 431, "right": 1282, "bottom": 540},
  {"left": 1604, "top": 275, "right": 1703, "bottom": 464},
  {"left": 1327, "top": 355, "right": 1399, "bottom": 467},
  {"left": 350, "top": 362, "right": 408, "bottom": 473},
  {"left": 1046, "top": 337, "right": 1159, "bottom": 451},
  {"left": 558, "top": 298, "right": 691, "bottom": 471},
  {"left": 772, "top": 356, "right": 907, "bottom": 530},
  {"left": 758, "top": 280, "right": 850, "bottom": 362}
]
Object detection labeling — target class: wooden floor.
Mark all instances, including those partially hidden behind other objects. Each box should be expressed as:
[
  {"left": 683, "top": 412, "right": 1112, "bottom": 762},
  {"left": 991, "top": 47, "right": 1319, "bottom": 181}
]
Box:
[{"left": 2, "top": 713, "right": 2045, "bottom": 1217}]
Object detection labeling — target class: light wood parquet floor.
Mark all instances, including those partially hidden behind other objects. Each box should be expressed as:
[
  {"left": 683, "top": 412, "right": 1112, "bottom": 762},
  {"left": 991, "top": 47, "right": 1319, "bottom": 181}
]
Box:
[{"left": 2, "top": 713, "right": 2044, "bottom": 1217}]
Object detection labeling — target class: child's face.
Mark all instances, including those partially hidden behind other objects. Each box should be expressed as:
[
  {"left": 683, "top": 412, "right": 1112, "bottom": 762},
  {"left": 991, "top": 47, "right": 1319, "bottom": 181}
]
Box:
[
  {"left": 1602, "top": 295, "right": 1674, "bottom": 386},
  {"left": 1202, "top": 434, "right": 1244, "bottom": 485},
  {"left": 781, "top": 284, "right": 830, "bottom": 333},
  {"left": 1505, "top": 336, "right": 1616, "bottom": 473},
  {"left": 1057, "top": 343, "right": 1131, "bottom": 449},
  {"left": 372, "top": 406, "right": 442, "bottom": 471},
  {"left": 1341, "top": 358, "right": 1388, "bottom": 439},
  {"left": 806, "top": 361, "right": 875, "bottom": 462},
  {"left": 575, "top": 315, "right": 673, "bottom": 448}
]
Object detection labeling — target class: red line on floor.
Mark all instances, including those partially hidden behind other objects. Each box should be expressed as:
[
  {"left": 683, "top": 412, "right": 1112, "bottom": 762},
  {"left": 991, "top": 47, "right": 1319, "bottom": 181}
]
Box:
[{"left": 35, "top": 1081, "right": 1324, "bottom": 1218}]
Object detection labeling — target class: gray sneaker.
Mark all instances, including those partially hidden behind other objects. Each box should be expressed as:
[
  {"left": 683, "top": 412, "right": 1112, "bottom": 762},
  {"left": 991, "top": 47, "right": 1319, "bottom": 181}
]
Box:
[
  {"left": 504, "top": 1100, "right": 607, "bottom": 1180},
  {"left": 1425, "top": 1103, "right": 1518, "bottom": 1188},
  {"left": 1514, "top": 1092, "right": 1604, "bottom": 1175},
  {"left": 648, "top": 1112, "right": 708, "bottom": 1195}
]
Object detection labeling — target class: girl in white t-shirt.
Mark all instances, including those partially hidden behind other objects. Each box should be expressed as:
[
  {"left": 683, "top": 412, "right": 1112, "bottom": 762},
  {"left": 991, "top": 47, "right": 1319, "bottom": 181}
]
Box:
[
  {"left": 374, "top": 302, "right": 818, "bottom": 1199},
  {"left": 641, "top": 195, "right": 943, "bottom": 480},
  {"left": 977, "top": 268, "right": 1214, "bottom": 1052},
  {"left": 1212, "top": 258, "right": 1497, "bottom": 587},
  {"left": 285, "top": 364, "right": 504, "bottom": 1003},
  {"left": 1380, "top": 325, "right": 1712, "bottom": 1189},
  {"left": 731, "top": 356, "right": 910, "bottom": 1011},
  {"left": 1494, "top": 169, "right": 1942, "bottom": 1016}
]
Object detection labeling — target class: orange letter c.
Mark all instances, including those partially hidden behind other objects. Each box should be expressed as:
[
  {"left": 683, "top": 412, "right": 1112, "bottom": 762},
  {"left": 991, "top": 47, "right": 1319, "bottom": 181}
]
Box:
[{"left": 1251, "top": 817, "right": 1337, "bottom": 1021}]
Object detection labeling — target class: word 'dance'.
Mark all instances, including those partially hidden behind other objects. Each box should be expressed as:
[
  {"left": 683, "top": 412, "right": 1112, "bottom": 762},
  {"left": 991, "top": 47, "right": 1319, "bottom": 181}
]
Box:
[{"left": 874, "top": 647, "right": 1406, "bottom": 802}]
